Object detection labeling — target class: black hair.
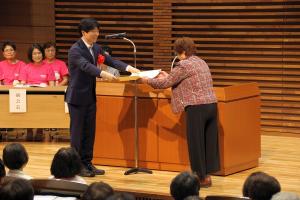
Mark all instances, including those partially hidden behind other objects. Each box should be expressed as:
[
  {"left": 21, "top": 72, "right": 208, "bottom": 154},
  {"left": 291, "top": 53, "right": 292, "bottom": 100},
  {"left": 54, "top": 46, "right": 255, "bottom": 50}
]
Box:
[
  {"left": 27, "top": 43, "right": 45, "bottom": 62},
  {"left": 0, "top": 178, "right": 34, "bottom": 200},
  {"left": 102, "top": 45, "right": 112, "bottom": 56},
  {"left": 106, "top": 193, "right": 135, "bottom": 200},
  {"left": 243, "top": 171, "right": 281, "bottom": 200},
  {"left": 78, "top": 18, "right": 100, "bottom": 36},
  {"left": 1, "top": 41, "right": 16, "bottom": 52},
  {"left": 170, "top": 172, "right": 200, "bottom": 200},
  {"left": 81, "top": 182, "right": 114, "bottom": 200},
  {"left": 3, "top": 143, "right": 29, "bottom": 170},
  {"left": 43, "top": 41, "right": 56, "bottom": 50},
  {"left": 50, "top": 147, "right": 82, "bottom": 179}
]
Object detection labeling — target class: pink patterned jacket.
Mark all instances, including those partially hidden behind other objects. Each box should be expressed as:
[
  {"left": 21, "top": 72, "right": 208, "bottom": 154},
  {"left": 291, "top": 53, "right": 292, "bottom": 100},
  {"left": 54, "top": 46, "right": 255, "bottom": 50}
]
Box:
[{"left": 148, "top": 56, "right": 217, "bottom": 114}]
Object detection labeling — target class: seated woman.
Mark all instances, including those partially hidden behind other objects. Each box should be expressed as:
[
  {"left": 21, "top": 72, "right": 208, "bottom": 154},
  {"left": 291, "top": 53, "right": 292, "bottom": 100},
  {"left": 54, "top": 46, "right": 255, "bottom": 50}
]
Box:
[
  {"left": 19, "top": 43, "right": 55, "bottom": 86},
  {"left": 0, "top": 41, "right": 26, "bottom": 85},
  {"left": 43, "top": 42, "right": 69, "bottom": 86},
  {"left": 2, "top": 143, "right": 32, "bottom": 180},
  {"left": 19, "top": 44, "right": 56, "bottom": 141},
  {"left": 81, "top": 182, "right": 114, "bottom": 200},
  {"left": 0, "top": 178, "right": 34, "bottom": 200},
  {"left": 50, "top": 147, "right": 86, "bottom": 184}
]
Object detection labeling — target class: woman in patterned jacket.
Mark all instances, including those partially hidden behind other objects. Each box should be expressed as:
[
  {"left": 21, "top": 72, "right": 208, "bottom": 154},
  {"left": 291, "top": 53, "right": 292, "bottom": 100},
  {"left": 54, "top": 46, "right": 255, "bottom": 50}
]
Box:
[{"left": 141, "top": 37, "right": 220, "bottom": 187}]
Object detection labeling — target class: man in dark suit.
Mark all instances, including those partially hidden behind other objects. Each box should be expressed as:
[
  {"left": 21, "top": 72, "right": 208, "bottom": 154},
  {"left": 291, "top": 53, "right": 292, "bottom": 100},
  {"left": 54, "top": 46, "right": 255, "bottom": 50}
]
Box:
[{"left": 66, "top": 18, "right": 139, "bottom": 177}]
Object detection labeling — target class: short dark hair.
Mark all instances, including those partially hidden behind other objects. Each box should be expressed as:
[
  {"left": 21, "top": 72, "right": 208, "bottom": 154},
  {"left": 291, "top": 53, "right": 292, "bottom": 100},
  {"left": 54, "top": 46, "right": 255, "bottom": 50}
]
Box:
[
  {"left": 81, "top": 182, "right": 114, "bottom": 200},
  {"left": 78, "top": 18, "right": 100, "bottom": 36},
  {"left": 0, "top": 158, "right": 6, "bottom": 178},
  {"left": 174, "top": 37, "right": 197, "bottom": 57},
  {"left": 2, "top": 41, "right": 16, "bottom": 52},
  {"left": 170, "top": 172, "right": 200, "bottom": 200},
  {"left": 50, "top": 147, "right": 82, "bottom": 179},
  {"left": 27, "top": 43, "right": 45, "bottom": 62},
  {"left": 106, "top": 193, "right": 135, "bottom": 200},
  {"left": 243, "top": 171, "right": 281, "bottom": 200},
  {"left": 102, "top": 45, "right": 112, "bottom": 56},
  {"left": 43, "top": 41, "right": 56, "bottom": 50},
  {"left": 0, "top": 178, "right": 34, "bottom": 200},
  {"left": 3, "top": 143, "right": 29, "bottom": 170}
]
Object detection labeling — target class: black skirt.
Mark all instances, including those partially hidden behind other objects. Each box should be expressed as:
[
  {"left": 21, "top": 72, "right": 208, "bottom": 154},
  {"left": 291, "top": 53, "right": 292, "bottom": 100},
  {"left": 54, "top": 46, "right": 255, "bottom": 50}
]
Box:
[{"left": 185, "top": 103, "right": 220, "bottom": 178}]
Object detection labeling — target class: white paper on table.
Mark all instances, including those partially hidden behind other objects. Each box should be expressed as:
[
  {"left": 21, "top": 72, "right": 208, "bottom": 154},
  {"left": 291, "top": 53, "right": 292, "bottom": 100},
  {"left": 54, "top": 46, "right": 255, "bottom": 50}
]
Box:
[{"left": 131, "top": 69, "right": 161, "bottom": 79}]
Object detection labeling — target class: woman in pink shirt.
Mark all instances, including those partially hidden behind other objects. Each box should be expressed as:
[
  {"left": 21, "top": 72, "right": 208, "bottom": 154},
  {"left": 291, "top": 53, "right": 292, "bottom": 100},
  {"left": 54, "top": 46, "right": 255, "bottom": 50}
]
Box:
[
  {"left": 43, "top": 42, "right": 69, "bottom": 86},
  {"left": 0, "top": 41, "right": 26, "bottom": 85},
  {"left": 20, "top": 44, "right": 55, "bottom": 86}
]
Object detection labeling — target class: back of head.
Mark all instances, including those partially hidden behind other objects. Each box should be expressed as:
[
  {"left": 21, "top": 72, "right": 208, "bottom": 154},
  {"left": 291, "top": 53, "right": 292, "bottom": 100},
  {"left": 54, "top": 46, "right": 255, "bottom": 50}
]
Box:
[
  {"left": 174, "top": 37, "right": 197, "bottom": 57},
  {"left": 170, "top": 171, "right": 200, "bottom": 200},
  {"left": 3, "top": 143, "right": 29, "bottom": 170},
  {"left": 50, "top": 147, "right": 82, "bottom": 179},
  {"left": 271, "top": 192, "right": 300, "bottom": 200},
  {"left": 0, "top": 178, "right": 34, "bottom": 200},
  {"left": 106, "top": 193, "right": 135, "bottom": 200},
  {"left": 242, "top": 171, "right": 281, "bottom": 200},
  {"left": 81, "top": 181, "right": 114, "bottom": 200}
]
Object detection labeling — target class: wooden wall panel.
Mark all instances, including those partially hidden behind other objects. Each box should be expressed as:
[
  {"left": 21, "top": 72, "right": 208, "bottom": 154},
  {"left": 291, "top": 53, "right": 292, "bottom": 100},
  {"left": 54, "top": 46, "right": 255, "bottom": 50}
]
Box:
[
  {"left": 54, "top": 0, "right": 300, "bottom": 135},
  {"left": 55, "top": 0, "right": 154, "bottom": 68},
  {"left": 0, "top": 0, "right": 55, "bottom": 62}
]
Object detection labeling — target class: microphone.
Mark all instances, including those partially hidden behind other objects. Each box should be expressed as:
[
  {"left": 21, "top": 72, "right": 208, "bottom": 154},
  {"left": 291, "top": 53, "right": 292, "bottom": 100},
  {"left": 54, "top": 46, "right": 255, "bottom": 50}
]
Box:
[
  {"left": 171, "top": 56, "right": 178, "bottom": 70},
  {"left": 105, "top": 32, "right": 127, "bottom": 39}
]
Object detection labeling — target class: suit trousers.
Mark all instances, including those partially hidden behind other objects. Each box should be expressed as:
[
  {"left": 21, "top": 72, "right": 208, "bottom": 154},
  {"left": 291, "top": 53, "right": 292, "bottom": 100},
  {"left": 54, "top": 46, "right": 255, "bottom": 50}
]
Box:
[
  {"left": 185, "top": 103, "right": 220, "bottom": 178},
  {"left": 68, "top": 102, "right": 96, "bottom": 166}
]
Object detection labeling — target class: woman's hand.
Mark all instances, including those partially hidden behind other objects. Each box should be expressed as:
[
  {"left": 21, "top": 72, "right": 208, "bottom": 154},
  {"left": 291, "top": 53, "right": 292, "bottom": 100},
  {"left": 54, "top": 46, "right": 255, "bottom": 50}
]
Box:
[
  {"left": 139, "top": 77, "right": 149, "bottom": 84},
  {"left": 157, "top": 71, "right": 168, "bottom": 79}
]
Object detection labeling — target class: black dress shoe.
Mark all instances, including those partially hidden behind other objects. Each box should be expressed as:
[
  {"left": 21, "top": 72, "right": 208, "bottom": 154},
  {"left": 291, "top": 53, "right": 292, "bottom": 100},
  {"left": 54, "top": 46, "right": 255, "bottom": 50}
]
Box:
[
  {"left": 79, "top": 167, "right": 95, "bottom": 177},
  {"left": 87, "top": 164, "right": 105, "bottom": 175}
]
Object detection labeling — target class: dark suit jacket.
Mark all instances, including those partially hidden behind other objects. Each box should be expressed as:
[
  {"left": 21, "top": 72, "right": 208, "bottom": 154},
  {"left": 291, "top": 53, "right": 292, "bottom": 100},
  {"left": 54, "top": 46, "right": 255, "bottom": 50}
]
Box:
[{"left": 66, "top": 39, "right": 128, "bottom": 105}]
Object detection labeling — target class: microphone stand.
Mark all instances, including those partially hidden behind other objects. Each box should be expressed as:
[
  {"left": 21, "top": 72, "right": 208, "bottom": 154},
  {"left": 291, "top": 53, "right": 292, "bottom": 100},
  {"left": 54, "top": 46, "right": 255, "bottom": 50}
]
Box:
[{"left": 122, "top": 37, "right": 152, "bottom": 175}]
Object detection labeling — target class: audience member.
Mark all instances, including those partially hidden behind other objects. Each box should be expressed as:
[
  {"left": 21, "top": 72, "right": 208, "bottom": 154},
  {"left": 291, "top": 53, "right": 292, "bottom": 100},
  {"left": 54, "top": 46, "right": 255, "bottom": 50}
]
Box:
[
  {"left": 81, "top": 181, "right": 114, "bottom": 200},
  {"left": 50, "top": 147, "right": 86, "bottom": 184},
  {"left": 242, "top": 171, "right": 281, "bottom": 200},
  {"left": 170, "top": 171, "right": 200, "bottom": 200},
  {"left": 0, "top": 178, "right": 34, "bottom": 200},
  {"left": 2, "top": 143, "right": 32, "bottom": 179}
]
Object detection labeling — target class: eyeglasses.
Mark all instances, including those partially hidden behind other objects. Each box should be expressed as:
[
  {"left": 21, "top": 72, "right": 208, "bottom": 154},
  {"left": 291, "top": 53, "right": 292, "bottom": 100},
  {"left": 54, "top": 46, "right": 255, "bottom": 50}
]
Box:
[{"left": 4, "top": 49, "right": 15, "bottom": 52}]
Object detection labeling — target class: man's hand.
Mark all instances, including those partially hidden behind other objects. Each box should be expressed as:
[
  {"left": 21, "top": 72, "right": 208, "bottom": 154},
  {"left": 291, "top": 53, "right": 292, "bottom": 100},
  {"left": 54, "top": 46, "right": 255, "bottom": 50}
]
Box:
[
  {"left": 100, "top": 71, "right": 117, "bottom": 81},
  {"left": 126, "top": 65, "right": 140, "bottom": 73}
]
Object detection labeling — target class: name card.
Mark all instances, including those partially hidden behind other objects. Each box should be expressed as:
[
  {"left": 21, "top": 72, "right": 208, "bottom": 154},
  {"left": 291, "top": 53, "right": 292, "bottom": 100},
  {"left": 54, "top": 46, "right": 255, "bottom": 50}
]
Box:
[{"left": 9, "top": 89, "right": 27, "bottom": 113}]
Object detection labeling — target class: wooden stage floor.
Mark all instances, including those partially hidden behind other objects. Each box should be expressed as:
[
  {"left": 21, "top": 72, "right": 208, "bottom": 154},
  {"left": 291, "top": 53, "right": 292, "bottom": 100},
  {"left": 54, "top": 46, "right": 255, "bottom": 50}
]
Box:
[{"left": 0, "top": 135, "right": 299, "bottom": 198}]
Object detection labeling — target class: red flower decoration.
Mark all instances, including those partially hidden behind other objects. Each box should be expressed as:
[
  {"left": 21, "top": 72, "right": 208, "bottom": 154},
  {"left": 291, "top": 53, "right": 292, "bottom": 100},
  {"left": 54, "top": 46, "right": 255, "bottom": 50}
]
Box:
[{"left": 97, "top": 54, "right": 105, "bottom": 64}]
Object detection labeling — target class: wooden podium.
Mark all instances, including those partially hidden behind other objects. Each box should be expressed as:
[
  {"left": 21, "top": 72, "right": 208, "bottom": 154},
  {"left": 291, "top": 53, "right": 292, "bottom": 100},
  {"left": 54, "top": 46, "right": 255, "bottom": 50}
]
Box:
[{"left": 93, "top": 82, "right": 261, "bottom": 175}]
